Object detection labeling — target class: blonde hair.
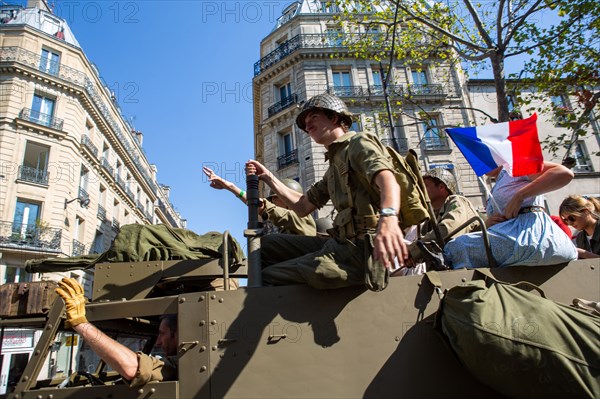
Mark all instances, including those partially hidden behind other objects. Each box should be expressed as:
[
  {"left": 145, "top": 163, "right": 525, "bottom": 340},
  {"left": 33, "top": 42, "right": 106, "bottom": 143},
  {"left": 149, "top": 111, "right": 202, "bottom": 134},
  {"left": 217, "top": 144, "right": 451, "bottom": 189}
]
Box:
[{"left": 559, "top": 195, "right": 600, "bottom": 220}]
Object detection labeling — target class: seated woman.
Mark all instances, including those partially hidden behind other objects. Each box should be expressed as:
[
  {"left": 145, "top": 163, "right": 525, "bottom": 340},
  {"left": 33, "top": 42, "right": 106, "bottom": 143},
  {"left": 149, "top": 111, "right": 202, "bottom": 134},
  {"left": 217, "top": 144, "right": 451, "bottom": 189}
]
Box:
[
  {"left": 444, "top": 162, "right": 578, "bottom": 269},
  {"left": 559, "top": 195, "right": 600, "bottom": 259}
]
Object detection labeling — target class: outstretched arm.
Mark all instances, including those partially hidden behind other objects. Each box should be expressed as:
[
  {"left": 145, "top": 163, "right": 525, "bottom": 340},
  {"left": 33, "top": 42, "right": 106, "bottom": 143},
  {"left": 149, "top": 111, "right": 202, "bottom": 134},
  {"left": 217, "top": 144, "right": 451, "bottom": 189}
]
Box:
[
  {"left": 56, "top": 278, "right": 139, "bottom": 380},
  {"left": 504, "top": 162, "right": 574, "bottom": 218},
  {"left": 246, "top": 160, "right": 316, "bottom": 216},
  {"left": 202, "top": 166, "right": 247, "bottom": 204}
]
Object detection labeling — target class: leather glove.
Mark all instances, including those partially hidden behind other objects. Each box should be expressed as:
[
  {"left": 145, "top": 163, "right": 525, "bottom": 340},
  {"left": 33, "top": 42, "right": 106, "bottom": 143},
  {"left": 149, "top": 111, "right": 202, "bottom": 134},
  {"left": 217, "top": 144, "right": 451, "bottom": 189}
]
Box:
[{"left": 56, "top": 278, "right": 88, "bottom": 328}]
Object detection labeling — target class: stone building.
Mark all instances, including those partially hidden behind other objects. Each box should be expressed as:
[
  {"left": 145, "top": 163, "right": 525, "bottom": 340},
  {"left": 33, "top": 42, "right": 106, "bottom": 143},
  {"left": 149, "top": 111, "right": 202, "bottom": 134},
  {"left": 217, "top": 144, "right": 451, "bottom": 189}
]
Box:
[
  {"left": 0, "top": 1, "right": 185, "bottom": 390},
  {"left": 253, "top": 1, "right": 599, "bottom": 219}
]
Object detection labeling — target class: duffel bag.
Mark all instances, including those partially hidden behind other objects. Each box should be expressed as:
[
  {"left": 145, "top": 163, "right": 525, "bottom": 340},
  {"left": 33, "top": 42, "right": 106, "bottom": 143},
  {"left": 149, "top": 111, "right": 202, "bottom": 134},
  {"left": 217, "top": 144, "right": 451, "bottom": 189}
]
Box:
[{"left": 433, "top": 270, "right": 600, "bottom": 399}]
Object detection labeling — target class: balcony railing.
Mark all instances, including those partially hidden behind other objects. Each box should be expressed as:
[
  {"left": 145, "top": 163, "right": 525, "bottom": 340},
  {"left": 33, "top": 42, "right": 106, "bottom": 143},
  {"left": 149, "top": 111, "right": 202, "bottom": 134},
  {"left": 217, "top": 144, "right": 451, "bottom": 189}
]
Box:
[
  {"left": 112, "top": 218, "right": 120, "bottom": 232},
  {"left": 101, "top": 158, "right": 114, "bottom": 177},
  {"left": 268, "top": 93, "right": 298, "bottom": 117},
  {"left": 97, "top": 205, "right": 107, "bottom": 220},
  {"left": 0, "top": 221, "right": 62, "bottom": 252},
  {"left": 254, "top": 33, "right": 383, "bottom": 76},
  {"left": 72, "top": 238, "right": 87, "bottom": 257},
  {"left": 369, "top": 85, "right": 405, "bottom": 97},
  {"left": 407, "top": 84, "right": 445, "bottom": 96},
  {"left": 81, "top": 135, "right": 99, "bottom": 157},
  {"left": 277, "top": 149, "right": 299, "bottom": 170},
  {"left": 18, "top": 165, "right": 48, "bottom": 185},
  {"left": 19, "top": 108, "right": 64, "bottom": 130},
  {"left": 381, "top": 137, "right": 409, "bottom": 153},
  {"left": 78, "top": 187, "right": 90, "bottom": 201},
  {"left": 327, "top": 86, "right": 367, "bottom": 97}
]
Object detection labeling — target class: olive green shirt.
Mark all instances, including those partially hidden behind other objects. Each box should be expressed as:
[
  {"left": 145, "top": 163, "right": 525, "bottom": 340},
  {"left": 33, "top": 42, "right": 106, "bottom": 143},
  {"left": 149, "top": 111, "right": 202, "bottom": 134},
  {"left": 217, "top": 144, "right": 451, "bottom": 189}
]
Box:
[
  {"left": 307, "top": 132, "right": 395, "bottom": 216},
  {"left": 261, "top": 199, "right": 317, "bottom": 236},
  {"left": 408, "top": 194, "right": 479, "bottom": 262},
  {"left": 130, "top": 352, "right": 177, "bottom": 387}
]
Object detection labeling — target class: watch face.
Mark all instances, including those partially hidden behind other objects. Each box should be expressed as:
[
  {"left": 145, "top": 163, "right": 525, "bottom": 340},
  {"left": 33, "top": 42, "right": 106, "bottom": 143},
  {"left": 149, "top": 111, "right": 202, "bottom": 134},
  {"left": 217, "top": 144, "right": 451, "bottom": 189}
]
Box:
[{"left": 380, "top": 208, "right": 396, "bottom": 216}]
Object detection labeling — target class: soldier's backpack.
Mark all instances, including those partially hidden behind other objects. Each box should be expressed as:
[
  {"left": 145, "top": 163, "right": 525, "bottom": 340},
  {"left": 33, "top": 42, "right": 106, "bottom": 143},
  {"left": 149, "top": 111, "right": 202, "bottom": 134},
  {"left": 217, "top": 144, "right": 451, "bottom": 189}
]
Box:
[{"left": 431, "top": 270, "right": 600, "bottom": 399}]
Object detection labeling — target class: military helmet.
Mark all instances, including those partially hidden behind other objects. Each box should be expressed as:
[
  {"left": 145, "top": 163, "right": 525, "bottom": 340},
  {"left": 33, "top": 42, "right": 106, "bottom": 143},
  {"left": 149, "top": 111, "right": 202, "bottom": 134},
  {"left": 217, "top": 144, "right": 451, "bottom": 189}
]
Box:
[
  {"left": 296, "top": 93, "right": 354, "bottom": 131},
  {"left": 267, "top": 178, "right": 303, "bottom": 199},
  {"left": 315, "top": 216, "right": 334, "bottom": 235},
  {"left": 424, "top": 168, "right": 457, "bottom": 195}
]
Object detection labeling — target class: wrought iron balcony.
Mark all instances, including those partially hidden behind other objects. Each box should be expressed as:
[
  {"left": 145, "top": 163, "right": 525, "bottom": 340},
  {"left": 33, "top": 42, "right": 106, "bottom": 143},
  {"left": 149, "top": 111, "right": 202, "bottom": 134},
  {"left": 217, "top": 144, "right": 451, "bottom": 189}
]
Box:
[
  {"left": 18, "top": 165, "right": 48, "bottom": 185},
  {"left": 381, "top": 137, "right": 409, "bottom": 153},
  {"left": 327, "top": 86, "right": 367, "bottom": 97},
  {"left": 78, "top": 187, "right": 90, "bottom": 201},
  {"left": 268, "top": 93, "right": 298, "bottom": 118},
  {"left": 101, "top": 158, "right": 114, "bottom": 177},
  {"left": 112, "top": 218, "right": 120, "bottom": 232},
  {"left": 0, "top": 221, "right": 62, "bottom": 252},
  {"left": 97, "top": 205, "right": 107, "bottom": 221},
  {"left": 423, "top": 136, "right": 452, "bottom": 152},
  {"left": 369, "top": 85, "right": 404, "bottom": 97},
  {"left": 407, "top": 84, "right": 445, "bottom": 97},
  {"left": 277, "top": 149, "right": 299, "bottom": 170},
  {"left": 71, "top": 238, "right": 86, "bottom": 257},
  {"left": 19, "top": 108, "right": 64, "bottom": 130},
  {"left": 81, "top": 135, "right": 99, "bottom": 157},
  {"left": 254, "top": 33, "right": 383, "bottom": 76}
]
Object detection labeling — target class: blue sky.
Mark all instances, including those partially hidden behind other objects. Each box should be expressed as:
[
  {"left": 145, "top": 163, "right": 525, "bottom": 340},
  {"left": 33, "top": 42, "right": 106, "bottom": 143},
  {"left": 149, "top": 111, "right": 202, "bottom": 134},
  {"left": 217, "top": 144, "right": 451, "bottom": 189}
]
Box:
[{"left": 43, "top": 0, "right": 290, "bottom": 251}]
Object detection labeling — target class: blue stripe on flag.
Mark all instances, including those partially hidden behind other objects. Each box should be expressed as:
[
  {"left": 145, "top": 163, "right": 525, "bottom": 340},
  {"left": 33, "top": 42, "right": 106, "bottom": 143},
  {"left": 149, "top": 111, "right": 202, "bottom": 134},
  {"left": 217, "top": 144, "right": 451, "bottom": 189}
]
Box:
[{"left": 446, "top": 126, "right": 498, "bottom": 176}]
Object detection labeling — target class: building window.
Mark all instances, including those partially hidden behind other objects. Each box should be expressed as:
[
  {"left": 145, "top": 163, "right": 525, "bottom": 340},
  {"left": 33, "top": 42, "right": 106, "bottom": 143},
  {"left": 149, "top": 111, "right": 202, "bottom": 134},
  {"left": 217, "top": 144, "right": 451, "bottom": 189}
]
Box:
[
  {"left": 19, "top": 141, "right": 49, "bottom": 185},
  {"left": 12, "top": 200, "right": 41, "bottom": 237},
  {"left": 422, "top": 118, "right": 450, "bottom": 151},
  {"left": 79, "top": 166, "right": 90, "bottom": 199},
  {"left": 573, "top": 141, "right": 593, "bottom": 173},
  {"left": 31, "top": 94, "right": 56, "bottom": 127},
  {"left": 277, "top": 131, "right": 298, "bottom": 169},
  {"left": 326, "top": 26, "right": 343, "bottom": 46},
  {"left": 2, "top": 266, "right": 32, "bottom": 284},
  {"left": 331, "top": 70, "right": 356, "bottom": 96},
  {"left": 278, "top": 82, "right": 292, "bottom": 102},
  {"left": 550, "top": 95, "right": 568, "bottom": 108},
  {"left": 91, "top": 231, "right": 104, "bottom": 254},
  {"left": 321, "top": 2, "right": 340, "bottom": 13},
  {"left": 39, "top": 48, "right": 60, "bottom": 76}
]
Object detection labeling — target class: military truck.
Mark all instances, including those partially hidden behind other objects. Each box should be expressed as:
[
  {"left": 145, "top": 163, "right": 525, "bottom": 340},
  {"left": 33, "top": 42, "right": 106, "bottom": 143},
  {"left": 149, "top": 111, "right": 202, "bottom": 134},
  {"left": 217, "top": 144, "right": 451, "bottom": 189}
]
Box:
[{"left": 1, "top": 178, "right": 598, "bottom": 398}]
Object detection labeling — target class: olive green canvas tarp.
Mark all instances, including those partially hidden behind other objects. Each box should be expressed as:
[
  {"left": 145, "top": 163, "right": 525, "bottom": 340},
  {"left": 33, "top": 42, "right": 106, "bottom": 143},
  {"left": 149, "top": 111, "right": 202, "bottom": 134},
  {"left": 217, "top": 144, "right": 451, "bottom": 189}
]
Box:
[{"left": 25, "top": 224, "right": 245, "bottom": 273}]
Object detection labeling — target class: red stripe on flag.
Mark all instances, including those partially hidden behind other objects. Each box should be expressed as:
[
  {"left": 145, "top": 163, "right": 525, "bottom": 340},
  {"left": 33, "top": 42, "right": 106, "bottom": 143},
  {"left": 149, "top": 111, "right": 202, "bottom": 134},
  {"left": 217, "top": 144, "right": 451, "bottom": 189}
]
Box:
[{"left": 507, "top": 113, "right": 543, "bottom": 176}]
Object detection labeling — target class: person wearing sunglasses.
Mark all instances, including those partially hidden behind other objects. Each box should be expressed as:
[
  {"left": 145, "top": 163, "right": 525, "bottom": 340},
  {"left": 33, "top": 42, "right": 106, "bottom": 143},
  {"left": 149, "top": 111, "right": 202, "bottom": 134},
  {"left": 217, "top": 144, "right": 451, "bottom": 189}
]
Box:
[{"left": 559, "top": 195, "right": 600, "bottom": 259}]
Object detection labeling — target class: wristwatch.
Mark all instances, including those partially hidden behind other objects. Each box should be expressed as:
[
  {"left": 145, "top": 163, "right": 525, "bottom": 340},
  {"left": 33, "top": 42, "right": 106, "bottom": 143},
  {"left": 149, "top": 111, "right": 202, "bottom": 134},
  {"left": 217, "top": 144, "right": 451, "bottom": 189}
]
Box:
[{"left": 379, "top": 207, "right": 398, "bottom": 217}]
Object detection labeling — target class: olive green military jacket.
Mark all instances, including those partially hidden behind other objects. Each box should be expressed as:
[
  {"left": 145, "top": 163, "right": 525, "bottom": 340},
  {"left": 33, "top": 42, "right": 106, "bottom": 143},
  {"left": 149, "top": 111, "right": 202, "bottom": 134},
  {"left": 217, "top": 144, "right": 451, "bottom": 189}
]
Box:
[
  {"left": 408, "top": 194, "right": 480, "bottom": 262},
  {"left": 261, "top": 199, "right": 317, "bottom": 236},
  {"left": 307, "top": 132, "right": 396, "bottom": 234}
]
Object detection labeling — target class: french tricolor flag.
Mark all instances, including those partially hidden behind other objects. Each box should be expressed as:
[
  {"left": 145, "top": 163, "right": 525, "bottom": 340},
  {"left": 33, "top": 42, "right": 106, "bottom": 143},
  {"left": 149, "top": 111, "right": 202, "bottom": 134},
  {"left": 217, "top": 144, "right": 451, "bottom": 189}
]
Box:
[{"left": 446, "top": 114, "right": 544, "bottom": 177}]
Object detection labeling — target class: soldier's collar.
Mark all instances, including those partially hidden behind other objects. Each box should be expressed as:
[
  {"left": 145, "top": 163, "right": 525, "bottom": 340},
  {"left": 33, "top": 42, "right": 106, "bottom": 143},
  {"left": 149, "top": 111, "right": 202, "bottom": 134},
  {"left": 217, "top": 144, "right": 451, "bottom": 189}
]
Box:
[{"left": 324, "top": 132, "right": 357, "bottom": 161}]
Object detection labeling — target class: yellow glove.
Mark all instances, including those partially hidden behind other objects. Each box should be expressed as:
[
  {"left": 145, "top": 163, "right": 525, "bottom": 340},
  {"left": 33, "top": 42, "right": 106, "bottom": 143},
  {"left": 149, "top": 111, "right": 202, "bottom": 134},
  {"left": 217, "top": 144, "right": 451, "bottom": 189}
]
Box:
[{"left": 56, "top": 278, "right": 88, "bottom": 328}]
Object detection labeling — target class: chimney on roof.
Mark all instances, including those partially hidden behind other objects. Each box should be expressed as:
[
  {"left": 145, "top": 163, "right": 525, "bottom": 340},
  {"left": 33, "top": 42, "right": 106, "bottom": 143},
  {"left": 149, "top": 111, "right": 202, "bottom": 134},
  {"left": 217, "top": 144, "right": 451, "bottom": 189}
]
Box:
[
  {"left": 27, "top": 0, "right": 52, "bottom": 12},
  {"left": 132, "top": 130, "right": 143, "bottom": 146}
]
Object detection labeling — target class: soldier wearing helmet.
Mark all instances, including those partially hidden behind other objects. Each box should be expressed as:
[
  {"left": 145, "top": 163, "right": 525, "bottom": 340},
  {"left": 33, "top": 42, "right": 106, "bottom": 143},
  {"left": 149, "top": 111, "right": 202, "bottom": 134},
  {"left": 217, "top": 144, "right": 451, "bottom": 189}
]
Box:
[
  {"left": 406, "top": 167, "right": 480, "bottom": 264},
  {"left": 247, "top": 93, "right": 408, "bottom": 290},
  {"left": 202, "top": 166, "right": 316, "bottom": 236}
]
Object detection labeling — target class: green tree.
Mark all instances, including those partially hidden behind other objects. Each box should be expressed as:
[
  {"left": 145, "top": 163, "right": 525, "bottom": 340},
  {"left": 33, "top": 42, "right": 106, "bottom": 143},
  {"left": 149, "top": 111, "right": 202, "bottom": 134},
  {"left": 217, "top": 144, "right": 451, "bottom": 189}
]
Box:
[{"left": 333, "top": 0, "right": 599, "bottom": 155}]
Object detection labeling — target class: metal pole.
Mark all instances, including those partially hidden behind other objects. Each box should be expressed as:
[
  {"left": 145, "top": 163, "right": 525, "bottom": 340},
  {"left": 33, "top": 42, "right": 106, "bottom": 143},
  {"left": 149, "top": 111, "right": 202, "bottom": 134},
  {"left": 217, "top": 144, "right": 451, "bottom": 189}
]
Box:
[{"left": 244, "top": 174, "right": 263, "bottom": 287}]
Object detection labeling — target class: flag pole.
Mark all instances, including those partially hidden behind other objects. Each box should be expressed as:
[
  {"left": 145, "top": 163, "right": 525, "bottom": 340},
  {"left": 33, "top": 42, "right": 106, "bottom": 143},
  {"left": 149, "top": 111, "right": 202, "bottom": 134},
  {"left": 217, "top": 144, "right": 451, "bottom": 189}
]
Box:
[{"left": 478, "top": 176, "right": 501, "bottom": 214}]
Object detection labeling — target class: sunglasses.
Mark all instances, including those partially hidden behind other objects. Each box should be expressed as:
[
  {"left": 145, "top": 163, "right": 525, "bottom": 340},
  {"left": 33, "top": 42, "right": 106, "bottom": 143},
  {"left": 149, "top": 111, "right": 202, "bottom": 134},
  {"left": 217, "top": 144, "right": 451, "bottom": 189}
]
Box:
[{"left": 561, "top": 215, "right": 577, "bottom": 224}]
